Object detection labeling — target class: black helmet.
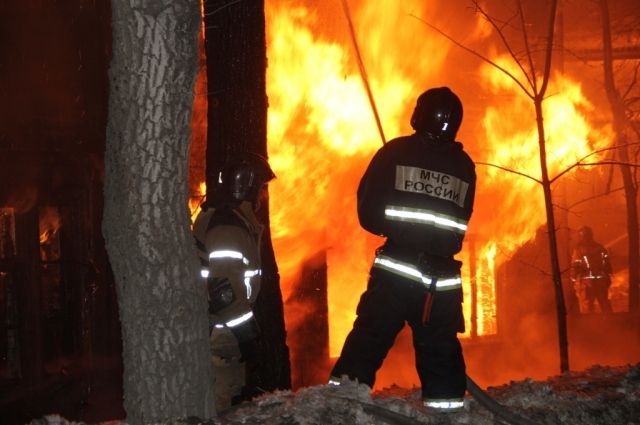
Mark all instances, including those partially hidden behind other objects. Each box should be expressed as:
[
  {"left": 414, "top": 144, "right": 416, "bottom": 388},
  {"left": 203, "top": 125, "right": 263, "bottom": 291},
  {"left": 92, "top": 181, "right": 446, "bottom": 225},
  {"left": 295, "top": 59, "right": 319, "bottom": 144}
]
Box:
[
  {"left": 410, "top": 87, "right": 463, "bottom": 141},
  {"left": 578, "top": 226, "right": 594, "bottom": 242},
  {"left": 218, "top": 152, "right": 275, "bottom": 203}
]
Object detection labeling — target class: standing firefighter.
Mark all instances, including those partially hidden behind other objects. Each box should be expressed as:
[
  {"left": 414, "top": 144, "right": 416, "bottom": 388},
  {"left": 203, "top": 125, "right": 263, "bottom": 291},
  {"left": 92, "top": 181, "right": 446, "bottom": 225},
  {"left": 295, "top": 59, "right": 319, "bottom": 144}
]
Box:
[
  {"left": 329, "top": 87, "right": 476, "bottom": 412},
  {"left": 570, "top": 226, "right": 613, "bottom": 313},
  {"left": 193, "top": 152, "right": 275, "bottom": 411}
]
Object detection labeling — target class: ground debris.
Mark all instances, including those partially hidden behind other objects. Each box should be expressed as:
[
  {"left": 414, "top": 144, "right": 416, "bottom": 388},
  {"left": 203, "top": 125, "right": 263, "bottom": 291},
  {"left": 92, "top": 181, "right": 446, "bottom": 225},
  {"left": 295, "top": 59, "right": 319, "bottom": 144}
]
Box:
[{"left": 29, "top": 363, "right": 640, "bottom": 425}]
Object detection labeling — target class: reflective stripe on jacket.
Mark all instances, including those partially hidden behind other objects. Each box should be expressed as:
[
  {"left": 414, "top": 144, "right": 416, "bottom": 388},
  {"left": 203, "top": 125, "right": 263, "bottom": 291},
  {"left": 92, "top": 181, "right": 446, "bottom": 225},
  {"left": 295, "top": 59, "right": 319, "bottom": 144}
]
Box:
[
  {"left": 192, "top": 204, "right": 263, "bottom": 328},
  {"left": 357, "top": 134, "right": 475, "bottom": 257},
  {"left": 570, "top": 241, "right": 612, "bottom": 282}
]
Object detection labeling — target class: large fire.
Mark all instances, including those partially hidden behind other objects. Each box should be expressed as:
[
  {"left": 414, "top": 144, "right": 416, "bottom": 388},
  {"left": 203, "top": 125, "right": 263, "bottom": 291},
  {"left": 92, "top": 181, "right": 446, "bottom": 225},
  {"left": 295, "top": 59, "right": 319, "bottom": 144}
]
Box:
[
  {"left": 263, "top": 0, "right": 613, "bottom": 387},
  {"left": 189, "top": 0, "right": 616, "bottom": 389},
  {"left": 265, "top": 0, "right": 453, "bottom": 359}
]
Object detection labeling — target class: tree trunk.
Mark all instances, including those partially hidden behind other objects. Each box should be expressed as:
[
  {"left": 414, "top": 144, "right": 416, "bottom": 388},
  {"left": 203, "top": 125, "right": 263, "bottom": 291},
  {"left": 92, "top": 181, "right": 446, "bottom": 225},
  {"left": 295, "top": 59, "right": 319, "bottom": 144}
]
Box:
[
  {"left": 598, "top": 0, "right": 640, "bottom": 313},
  {"left": 533, "top": 0, "right": 570, "bottom": 373},
  {"left": 536, "top": 98, "right": 569, "bottom": 373},
  {"left": 103, "top": 1, "right": 214, "bottom": 423},
  {"left": 204, "top": 0, "right": 291, "bottom": 392}
]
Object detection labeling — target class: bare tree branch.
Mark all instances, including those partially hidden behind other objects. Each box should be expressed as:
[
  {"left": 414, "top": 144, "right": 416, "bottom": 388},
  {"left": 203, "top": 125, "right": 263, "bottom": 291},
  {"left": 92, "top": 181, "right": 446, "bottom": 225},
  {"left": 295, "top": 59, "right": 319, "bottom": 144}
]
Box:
[
  {"left": 622, "top": 61, "right": 639, "bottom": 101},
  {"left": 566, "top": 186, "right": 624, "bottom": 210},
  {"left": 409, "top": 13, "right": 534, "bottom": 98},
  {"left": 577, "top": 142, "right": 640, "bottom": 162},
  {"left": 477, "top": 154, "right": 640, "bottom": 187},
  {"left": 515, "top": 0, "right": 538, "bottom": 92},
  {"left": 475, "top": 161, "right": 542, "bottom": 184},
  {"left": 551, "top": 161, "right": 640, "bottom": 185},
  {"left": 537, "top": 0, "right": 558, "bottom": 99},
  {"left": 549, "top": 142, "right": 640, "bottom": 183},
  {"left": 341, "top": 0, "right": 386, "bottom": 145},
  {"left": 471, "top": 0, "right": 536, "bottom": 92},
  {"left": 607, "top": 156, "right": 616, "bottom": 193}
]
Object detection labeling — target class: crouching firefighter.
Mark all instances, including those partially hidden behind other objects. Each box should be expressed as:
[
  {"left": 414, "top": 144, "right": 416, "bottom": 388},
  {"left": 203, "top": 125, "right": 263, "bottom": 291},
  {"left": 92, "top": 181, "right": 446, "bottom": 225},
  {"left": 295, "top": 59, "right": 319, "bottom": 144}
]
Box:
[
  {"left": 329, "top": 87, "right": 477, "bottom": 412},
  {"left": 192, "top": 152, "right": 275, "bottom": 411}
]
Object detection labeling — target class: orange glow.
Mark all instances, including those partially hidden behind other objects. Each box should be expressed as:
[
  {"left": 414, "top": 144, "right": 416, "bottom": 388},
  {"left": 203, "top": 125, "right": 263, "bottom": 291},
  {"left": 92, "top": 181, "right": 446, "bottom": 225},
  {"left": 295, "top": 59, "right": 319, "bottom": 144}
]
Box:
[
  {"left": 482, "top": 57, "right": 612, "bottom": 185},
  {"left": 265, "top": 1, "right": 452, "bottom": 358},
  {"left": 480, "top": 56, "right": 613, "bottom": 244},
  {"left": 39, "top": 207, "right": 60, "bottom": 246},
  {"left": 467, "top": 56, "right": 615, "bottom": 336},
  {"left": 189, "top": 2, "right": 207, "bottom": 226},
  {"left": 263, "top": 1, "right": 615, "bottom": 369},
  {"left": 189, "top": 181, "right": 207, "bottom": 222},
  {"left": 38, "top": 206, "right": 62, "bottom": 263},
  {"left": 477, "top": 241, "right": 497, "bottom": 336}
]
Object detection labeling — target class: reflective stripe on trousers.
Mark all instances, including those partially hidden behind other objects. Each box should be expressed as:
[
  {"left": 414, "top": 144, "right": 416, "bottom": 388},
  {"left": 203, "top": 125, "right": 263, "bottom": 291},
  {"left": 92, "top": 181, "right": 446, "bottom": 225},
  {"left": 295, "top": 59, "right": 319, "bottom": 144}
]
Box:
[
  {"left": 424, "top": 398, "right": 465, "bottom": 411},
  {"left": 372, "top": 254, "right": 462, "bottom": 291},
  {"left": 214, "top": 310, "right": 254, "bottom": 329}
]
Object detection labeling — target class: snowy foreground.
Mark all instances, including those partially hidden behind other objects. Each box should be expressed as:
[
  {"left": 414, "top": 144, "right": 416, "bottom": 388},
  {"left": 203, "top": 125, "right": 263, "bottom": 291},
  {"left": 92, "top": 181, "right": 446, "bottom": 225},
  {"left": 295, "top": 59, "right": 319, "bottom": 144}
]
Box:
[{"left": 31, "top": 363, "right": 640, "bottom": 425}]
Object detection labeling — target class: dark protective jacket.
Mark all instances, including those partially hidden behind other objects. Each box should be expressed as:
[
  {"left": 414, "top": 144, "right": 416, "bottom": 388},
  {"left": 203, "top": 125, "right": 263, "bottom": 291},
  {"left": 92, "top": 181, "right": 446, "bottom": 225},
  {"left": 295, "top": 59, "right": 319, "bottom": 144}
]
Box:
[
  {"left": 571, "top": 240, "right": 612, "bottom": 283},
  {"left": 192, "top": 202, "right": 263, "bottom": 336},
  {"left": 329, "top": 132, "right": 475, "bottom": 402},
  {"left": 358, "top": 133, "right": 476, "bottom": 262}
]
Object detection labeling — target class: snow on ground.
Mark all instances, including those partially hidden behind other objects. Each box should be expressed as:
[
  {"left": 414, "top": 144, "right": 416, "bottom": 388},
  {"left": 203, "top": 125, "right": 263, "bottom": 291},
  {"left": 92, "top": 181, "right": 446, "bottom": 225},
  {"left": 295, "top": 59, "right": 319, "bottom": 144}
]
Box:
[
  {"left": 215, "top": 363, "right": 640, "bottom": 425},
  {"left": 29, "top": 363, "right": 640, "bottom": 425}
]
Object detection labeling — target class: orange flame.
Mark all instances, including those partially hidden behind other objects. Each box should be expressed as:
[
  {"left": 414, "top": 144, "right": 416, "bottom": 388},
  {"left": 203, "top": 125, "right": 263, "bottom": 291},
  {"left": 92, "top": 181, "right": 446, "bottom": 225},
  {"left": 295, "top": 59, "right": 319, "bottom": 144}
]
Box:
[
  {"left": 468, "top": 56, "right": 614, "bottom": 336},
  {"left": 39, "top": 207, "right": 61, "bottom": 246},
  {"left": 180, "top": 0, "right": 615, "bottom": 389},
  {"left": 479, "top": 55, "right": 613, "bottom": 247},
  {"left": 189, "top": 182, "right": 207, "bottom": 222},
  {"left": 266, "top": 2, "right": 613, "bottom": 339},
  {"left": 266, "top": 1, "right": 456, "bottom": 358}
]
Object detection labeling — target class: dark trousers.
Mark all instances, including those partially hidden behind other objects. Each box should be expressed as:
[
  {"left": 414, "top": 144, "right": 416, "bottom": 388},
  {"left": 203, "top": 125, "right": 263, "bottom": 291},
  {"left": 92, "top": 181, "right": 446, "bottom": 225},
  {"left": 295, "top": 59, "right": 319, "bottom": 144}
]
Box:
[
  {"left": 584, "top": 278, "right": 612, "bottom": 313},
  {"left": 331, "top": 267, "right": 466, "bottom": 399}
]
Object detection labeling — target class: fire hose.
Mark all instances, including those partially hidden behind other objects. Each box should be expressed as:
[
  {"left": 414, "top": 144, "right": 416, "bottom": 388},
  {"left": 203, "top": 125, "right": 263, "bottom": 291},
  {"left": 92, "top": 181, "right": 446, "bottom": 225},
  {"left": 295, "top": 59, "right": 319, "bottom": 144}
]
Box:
[
  {"left": 214, "top": 380, "right": 541, "bottom": 425},
  {"left": 465, "top": 375, "right": 540, "bottom": 425},
  {"left": 327, "top": 376, "right": 541, "bottom": 425},
  {"left": 325, "top": 376, "right": 541, "bottom": 425}
]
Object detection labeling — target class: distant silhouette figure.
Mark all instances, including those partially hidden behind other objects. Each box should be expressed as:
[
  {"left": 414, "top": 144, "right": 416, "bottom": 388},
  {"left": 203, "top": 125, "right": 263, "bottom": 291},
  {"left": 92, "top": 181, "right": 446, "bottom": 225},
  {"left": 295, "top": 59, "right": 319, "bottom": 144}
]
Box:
[{"left": 570, "top": 226, "right": 613, "bottom": 313}]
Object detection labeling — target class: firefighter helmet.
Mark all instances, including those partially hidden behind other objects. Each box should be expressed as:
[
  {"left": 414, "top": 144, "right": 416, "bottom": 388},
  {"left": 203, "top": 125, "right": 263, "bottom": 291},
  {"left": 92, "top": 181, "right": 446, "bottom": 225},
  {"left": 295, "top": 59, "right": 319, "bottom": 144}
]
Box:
[
  {"left": 218, "top": 152, "right": 276, "bottom": 204},
  {"left": 578, "top": 226, "right": 594, "bottom": 242},
  {"left": 410, "top": 87, "right": 463, "bottom": 141}
]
